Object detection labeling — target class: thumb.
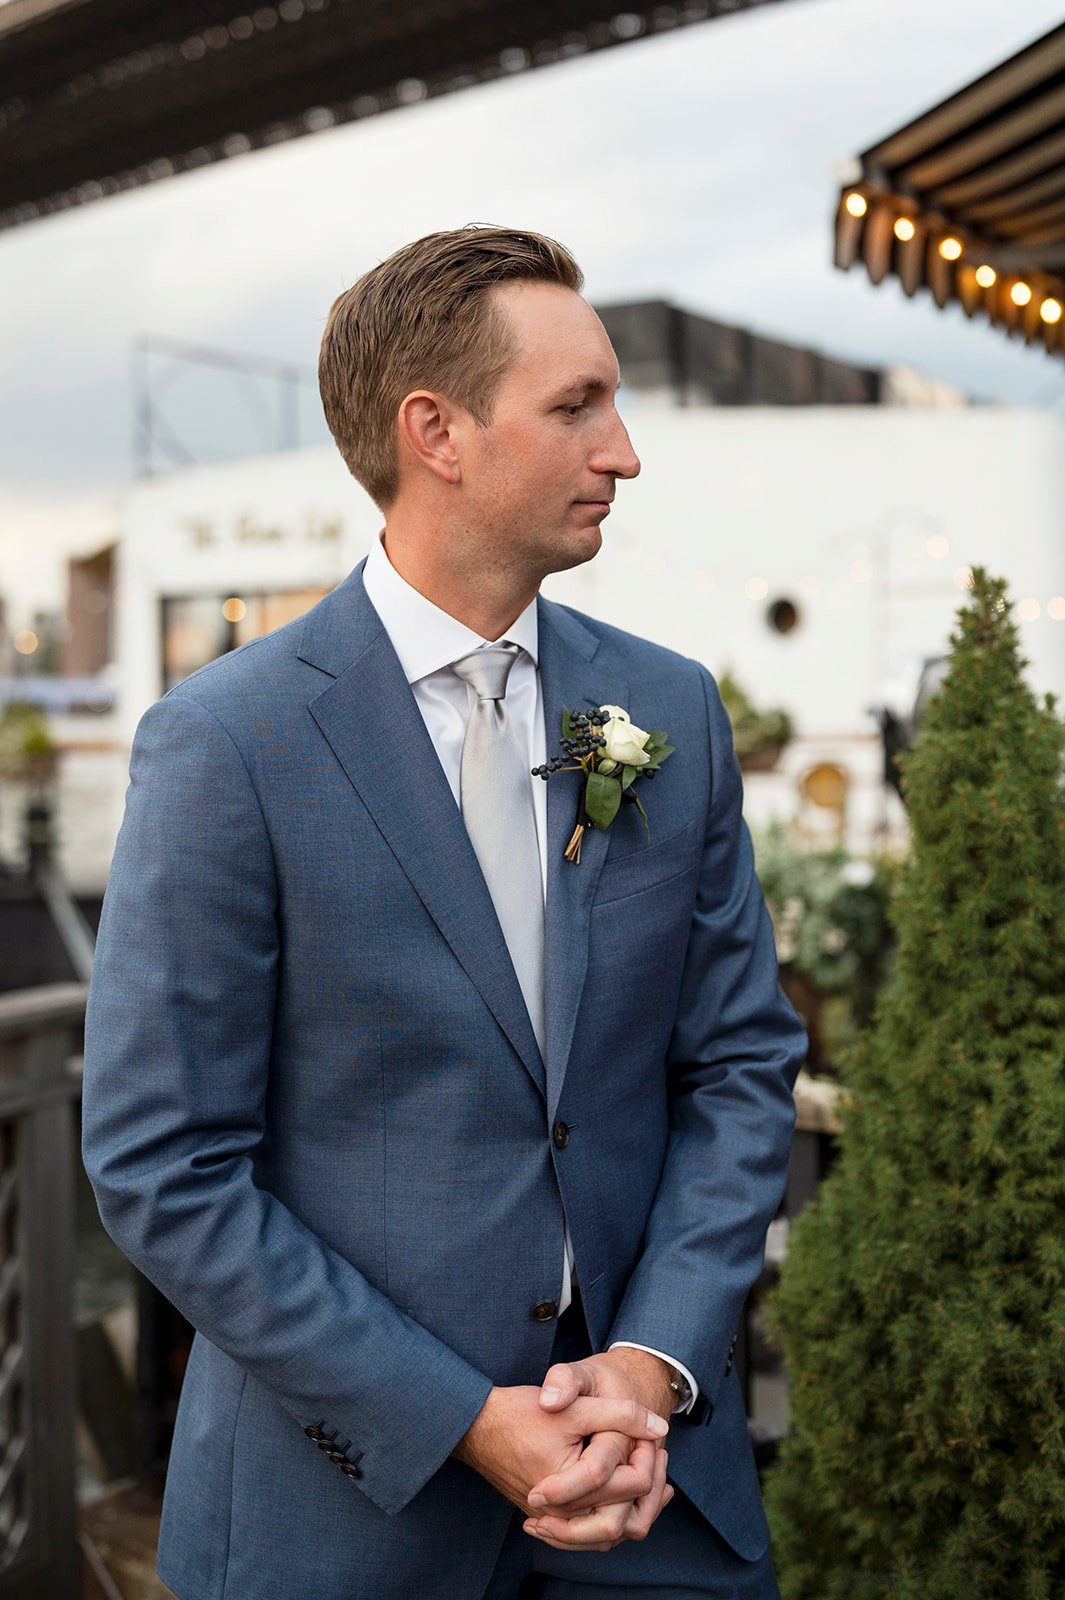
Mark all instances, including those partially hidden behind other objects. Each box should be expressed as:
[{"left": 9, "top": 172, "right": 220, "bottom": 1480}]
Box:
[{"left": 538, "top": 1359, "right": 593, "bottom": 1411}]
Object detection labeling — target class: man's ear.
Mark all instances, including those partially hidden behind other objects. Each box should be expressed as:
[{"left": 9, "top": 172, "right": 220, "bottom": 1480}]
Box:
[{"left": 397, "top": 390, "right": 465, "bottom": 488}]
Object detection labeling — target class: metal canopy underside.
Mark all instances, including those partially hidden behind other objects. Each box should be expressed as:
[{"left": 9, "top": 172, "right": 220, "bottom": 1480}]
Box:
[
  {"left": 835, "top": 22, "right": 1065, "bottom": 361},
  {"left": 0, "top": 0, "right": 789, "bottom": 232}
]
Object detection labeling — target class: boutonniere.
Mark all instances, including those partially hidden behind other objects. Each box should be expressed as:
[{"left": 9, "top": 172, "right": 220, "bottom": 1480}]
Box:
[{"left": 532, "top": 704, "right": 675, "bottom": 864}]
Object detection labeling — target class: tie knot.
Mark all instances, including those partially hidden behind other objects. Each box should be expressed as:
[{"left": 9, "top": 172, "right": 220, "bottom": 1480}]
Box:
[{"left": 451, "top": 643, "right": 520, "bottom": 701}]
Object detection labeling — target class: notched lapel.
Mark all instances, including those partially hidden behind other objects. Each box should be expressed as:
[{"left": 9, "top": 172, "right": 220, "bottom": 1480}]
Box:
[
  {"left": 304, "top": 577, "right": 546, "bottom": 1097},
  {"left": 538, "top": 599, "right": 626, "bottom": 1121}
]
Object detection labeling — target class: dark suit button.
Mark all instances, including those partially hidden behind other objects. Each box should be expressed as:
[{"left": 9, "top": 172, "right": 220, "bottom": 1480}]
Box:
[
  {"left": 304, "top": 1424, "right": 324, "bottom": 1440},
  {"left": 531, "top": 1300, "right": 558, "bottom": 1322},
  {"left": 341, "top": 1462, "right": 361, "bottom": 1479},
  {"left": 552, "top": 1121, "right": 570, "bottom": 1150}
]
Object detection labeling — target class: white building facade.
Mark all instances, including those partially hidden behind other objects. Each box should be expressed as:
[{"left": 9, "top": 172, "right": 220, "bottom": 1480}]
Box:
[{"left": 101, "top": 402, "right": 1064, "bottom": 871}]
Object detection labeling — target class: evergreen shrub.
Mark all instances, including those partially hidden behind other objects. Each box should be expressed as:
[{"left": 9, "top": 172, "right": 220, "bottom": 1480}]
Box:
[{"left": 765, "top": 571, "right": 1065, "bottom": 1600}]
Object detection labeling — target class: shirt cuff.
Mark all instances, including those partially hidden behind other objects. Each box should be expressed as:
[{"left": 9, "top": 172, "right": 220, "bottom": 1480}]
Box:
[{"left": 608, "top": 1342, "right": 700, "bottom": 1415}]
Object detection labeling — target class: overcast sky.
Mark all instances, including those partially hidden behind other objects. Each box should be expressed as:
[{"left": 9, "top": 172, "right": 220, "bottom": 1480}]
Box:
[{"left": 2, "top": 0, "right": 1064, "bottom": 612}]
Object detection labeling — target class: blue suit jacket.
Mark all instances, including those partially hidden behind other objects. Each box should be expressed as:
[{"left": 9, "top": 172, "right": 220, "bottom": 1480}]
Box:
[{"left": 82, "top": 565, "right": 806, "bottom": 1599}]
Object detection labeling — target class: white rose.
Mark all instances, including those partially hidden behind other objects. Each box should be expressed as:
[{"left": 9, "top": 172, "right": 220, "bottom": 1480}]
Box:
[{"left": 598, "top": 704, "right": 651, "bottom": 769}]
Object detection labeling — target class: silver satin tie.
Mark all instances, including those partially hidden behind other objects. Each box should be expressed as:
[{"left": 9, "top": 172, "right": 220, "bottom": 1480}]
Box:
[{"left": 450, "top": 644, "right": 545, "bottom": 1056}]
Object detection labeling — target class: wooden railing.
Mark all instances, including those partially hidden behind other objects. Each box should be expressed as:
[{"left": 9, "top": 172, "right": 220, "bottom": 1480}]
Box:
[{"left": 0, "top": 983, "right": 86, "bottom": 1599}]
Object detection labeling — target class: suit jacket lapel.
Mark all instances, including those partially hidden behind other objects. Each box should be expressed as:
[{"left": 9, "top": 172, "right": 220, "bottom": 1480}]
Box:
[
  {"left": 538, "top": 597, "right": 625, "bottom": 1121},
  {"left": 300, "top": 568, "right": 546, "bottom": 1097}
]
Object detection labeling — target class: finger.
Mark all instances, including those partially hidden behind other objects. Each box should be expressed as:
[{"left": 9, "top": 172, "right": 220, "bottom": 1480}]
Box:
[
  {"left": 620, "top": 1445, "right": 672, "bottom": 1542},
  {"left": 524, "top": 1499, "right": 632, "bottom": 1553},
  {"left": 529, "top": 1436, "right": 657, "bottom": 1513},
  {"left": 538, "top": 1359, "right": 593, "bottom": 1410},
  {"left": 567, "top": 1396, "right": 669, "bottom": 1444},
  {"left": 528, "top": 1430, "right": 629, "bottom": 1510}
]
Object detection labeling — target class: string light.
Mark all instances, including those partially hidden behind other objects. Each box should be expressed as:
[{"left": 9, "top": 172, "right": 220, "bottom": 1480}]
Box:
[
  {"left": 1017, "top": 598, "right": 1041, "bottom": 621},
  {"left": 975, "top": 265, "right": 997, "bottom": 288},
  {"left": 939, "top": 237, "right": 962, "bottom": 260},
  {"left": 1048, "top": 596, "right": 1065, "bottom": 621},
  {"left": 222, "top": 596, "right": 247, "bottom": 622},
  {"left": 1040, "top": 297, "right": 1062, "bottom": 324},
  {"left": 925, "top": 535, "right": 950, "bottom": 559},
  {"left": 845, "top": 192, "right": 868, "bottom": 217},
  {"left": 1010, "top": 282, "right": 1032, "bottom": 307},
  {"left": 953, "top": 566, "right": 974, "bottom": 591},
  {"left": 13, "top": 629, "right": 38, "bottom": 654},
  {"left": 893, "top": 217, "right": 916, "bottom": 242},
  {"left": 744, "top": 576, "right": 769, "bottom": 601}
]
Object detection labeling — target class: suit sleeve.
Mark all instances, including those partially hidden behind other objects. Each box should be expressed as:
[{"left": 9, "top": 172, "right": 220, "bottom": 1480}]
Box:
[
  {"left": 607, "top": 664, "right": 807, "bottom": 1418},
  {"left": 82, "top": 691, "right": 492, "bottom": 1516}
]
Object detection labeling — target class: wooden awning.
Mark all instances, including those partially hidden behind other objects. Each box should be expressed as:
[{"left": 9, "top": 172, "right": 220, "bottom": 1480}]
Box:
[{"left": 835, "top": 23, "right": 1065, "bottom": 359}]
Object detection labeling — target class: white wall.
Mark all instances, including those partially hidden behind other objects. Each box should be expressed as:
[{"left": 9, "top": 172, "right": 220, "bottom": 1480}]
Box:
[
  {"left": 117, "top": 446, "right": 380, "bottom": 737},
  {"left": 121, "top": 406, "right": 1065, "bottom": 742},
  {"left": 545, "top": 404, "right": 1065, "bottom": 731},
  {"left": 105, "top": 405, "right": 1063, "bottom": 868}
]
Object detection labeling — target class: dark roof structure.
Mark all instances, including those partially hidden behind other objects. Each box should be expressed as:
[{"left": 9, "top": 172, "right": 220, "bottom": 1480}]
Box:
[
  {"left": 597, "top": 300, "right": 893, "bottom": 406},
  {"left": 0, "top": 0, "right": 790, "bottom": 232},
  {"left": 834, "top": 22, "right": 1065, "bottom": 360}
]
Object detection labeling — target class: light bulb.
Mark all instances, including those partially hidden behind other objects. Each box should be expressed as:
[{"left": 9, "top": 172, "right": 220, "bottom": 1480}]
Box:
[
  {"left": 1010, "top": 282, "right": 1032, "bottom": 307},
  {"left": 845, "top": 192, "right": 868, "bottom": 218},
  {"left": 975, "top": 264, "right": 997, "bottom": 288},
  {"left": 893, "top": 217, "right": 916, "bottom": 242},
  {"left": 938, "top": 237, "right": 962, "bottom": 261}
]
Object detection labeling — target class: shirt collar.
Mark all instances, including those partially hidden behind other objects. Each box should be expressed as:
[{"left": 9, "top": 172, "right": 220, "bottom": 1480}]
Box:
[{"left": 363, "top": 530, "right": 539, "bottom": 685}]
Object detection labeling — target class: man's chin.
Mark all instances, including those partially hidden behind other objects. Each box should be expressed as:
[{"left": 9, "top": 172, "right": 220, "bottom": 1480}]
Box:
[{"left": 544, "top": 525, "right": 603, "bottom": 574}]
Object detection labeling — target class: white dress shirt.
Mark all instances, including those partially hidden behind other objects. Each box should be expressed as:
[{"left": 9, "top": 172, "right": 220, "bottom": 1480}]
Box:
[{"left": 362, "top": 533, "right": 697, "bottom": 1411}]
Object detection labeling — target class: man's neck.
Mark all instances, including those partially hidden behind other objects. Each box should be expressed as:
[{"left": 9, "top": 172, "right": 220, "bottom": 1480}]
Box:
[{"left": 380, "top": 527, "right": 539, "bottom": 643}]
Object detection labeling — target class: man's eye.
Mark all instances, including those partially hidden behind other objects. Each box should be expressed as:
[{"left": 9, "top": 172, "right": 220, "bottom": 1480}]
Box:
[{"left": 559, "top": 403, "right": 586, "bottom": 416}]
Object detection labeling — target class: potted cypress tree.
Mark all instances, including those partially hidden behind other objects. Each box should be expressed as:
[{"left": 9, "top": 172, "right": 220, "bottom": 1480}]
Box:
[{"left": 764, "top": 571, "right": 1065, "bottom": 1599}]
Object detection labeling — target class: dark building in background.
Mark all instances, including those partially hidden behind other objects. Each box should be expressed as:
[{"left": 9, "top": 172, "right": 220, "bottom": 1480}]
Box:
[{"left": 597, "top": 299, "right": 942, "bottom": 408}]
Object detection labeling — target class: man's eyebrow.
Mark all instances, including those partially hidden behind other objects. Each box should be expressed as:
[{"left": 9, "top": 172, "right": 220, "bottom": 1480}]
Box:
[{"left": 556, "top": 374, "right": 621, "bottom": 396}]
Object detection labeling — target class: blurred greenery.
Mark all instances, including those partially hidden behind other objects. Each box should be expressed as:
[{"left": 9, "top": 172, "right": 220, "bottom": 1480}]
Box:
[
  {"left": 754, "top": 825, "right": 901, "bottom": 1071},
  {"left": 0, "top": 701, "right": 57, "bottom": 783},
  {"left": 719, "top": 669, "right": 794, "bottom": 761}
]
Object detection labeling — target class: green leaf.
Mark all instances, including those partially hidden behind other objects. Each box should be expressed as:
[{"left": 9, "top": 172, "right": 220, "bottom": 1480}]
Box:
[
  {"left": 643, "top": 744, "right": 675, "bottom": 771},
  {"left": 620, "top": 764, "right": 638, "bottom": 790},
  {"left": 584, "top": 771, "right": 622, "bottom": 830}
]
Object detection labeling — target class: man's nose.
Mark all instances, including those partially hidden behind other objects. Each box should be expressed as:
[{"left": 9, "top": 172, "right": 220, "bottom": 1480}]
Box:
[{"left": 593, "top": 413, "right": 641, "bottom": 481}]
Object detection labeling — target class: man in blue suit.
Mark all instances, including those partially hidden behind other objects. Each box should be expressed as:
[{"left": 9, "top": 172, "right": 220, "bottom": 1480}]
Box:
[{"left": 83, "top": 227, "right": 806, "bottom": 1599}]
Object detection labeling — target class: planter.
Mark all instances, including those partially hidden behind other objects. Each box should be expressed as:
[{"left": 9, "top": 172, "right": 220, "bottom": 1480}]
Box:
[{"left": 738, "top": 741, "right": 787, "bottom": 774}]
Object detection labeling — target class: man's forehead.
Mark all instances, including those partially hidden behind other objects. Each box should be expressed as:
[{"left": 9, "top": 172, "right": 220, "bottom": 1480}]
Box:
[{"left": 493, "top": 285, "right": 619, "bottom": 382}]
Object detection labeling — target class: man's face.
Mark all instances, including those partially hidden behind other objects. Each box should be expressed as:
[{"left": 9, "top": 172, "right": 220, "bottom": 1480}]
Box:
[{"left": 459, "top": 282, "right": 640, "bottom": 581}]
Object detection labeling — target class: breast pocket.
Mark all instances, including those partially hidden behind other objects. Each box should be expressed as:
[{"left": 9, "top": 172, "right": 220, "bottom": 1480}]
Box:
[{"left": 594, "top": 817, "right": 701, "bottom": 907}]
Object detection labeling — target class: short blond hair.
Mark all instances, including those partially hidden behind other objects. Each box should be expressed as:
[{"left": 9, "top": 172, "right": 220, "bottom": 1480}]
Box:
[{"left": 319, "top": 226, "right": 584, "bottom": 508}]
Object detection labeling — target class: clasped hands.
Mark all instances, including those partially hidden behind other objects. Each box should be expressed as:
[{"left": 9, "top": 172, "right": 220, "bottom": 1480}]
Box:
[{"left": 455, "top": 1349, "right": 676, "bottom": 1553}]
